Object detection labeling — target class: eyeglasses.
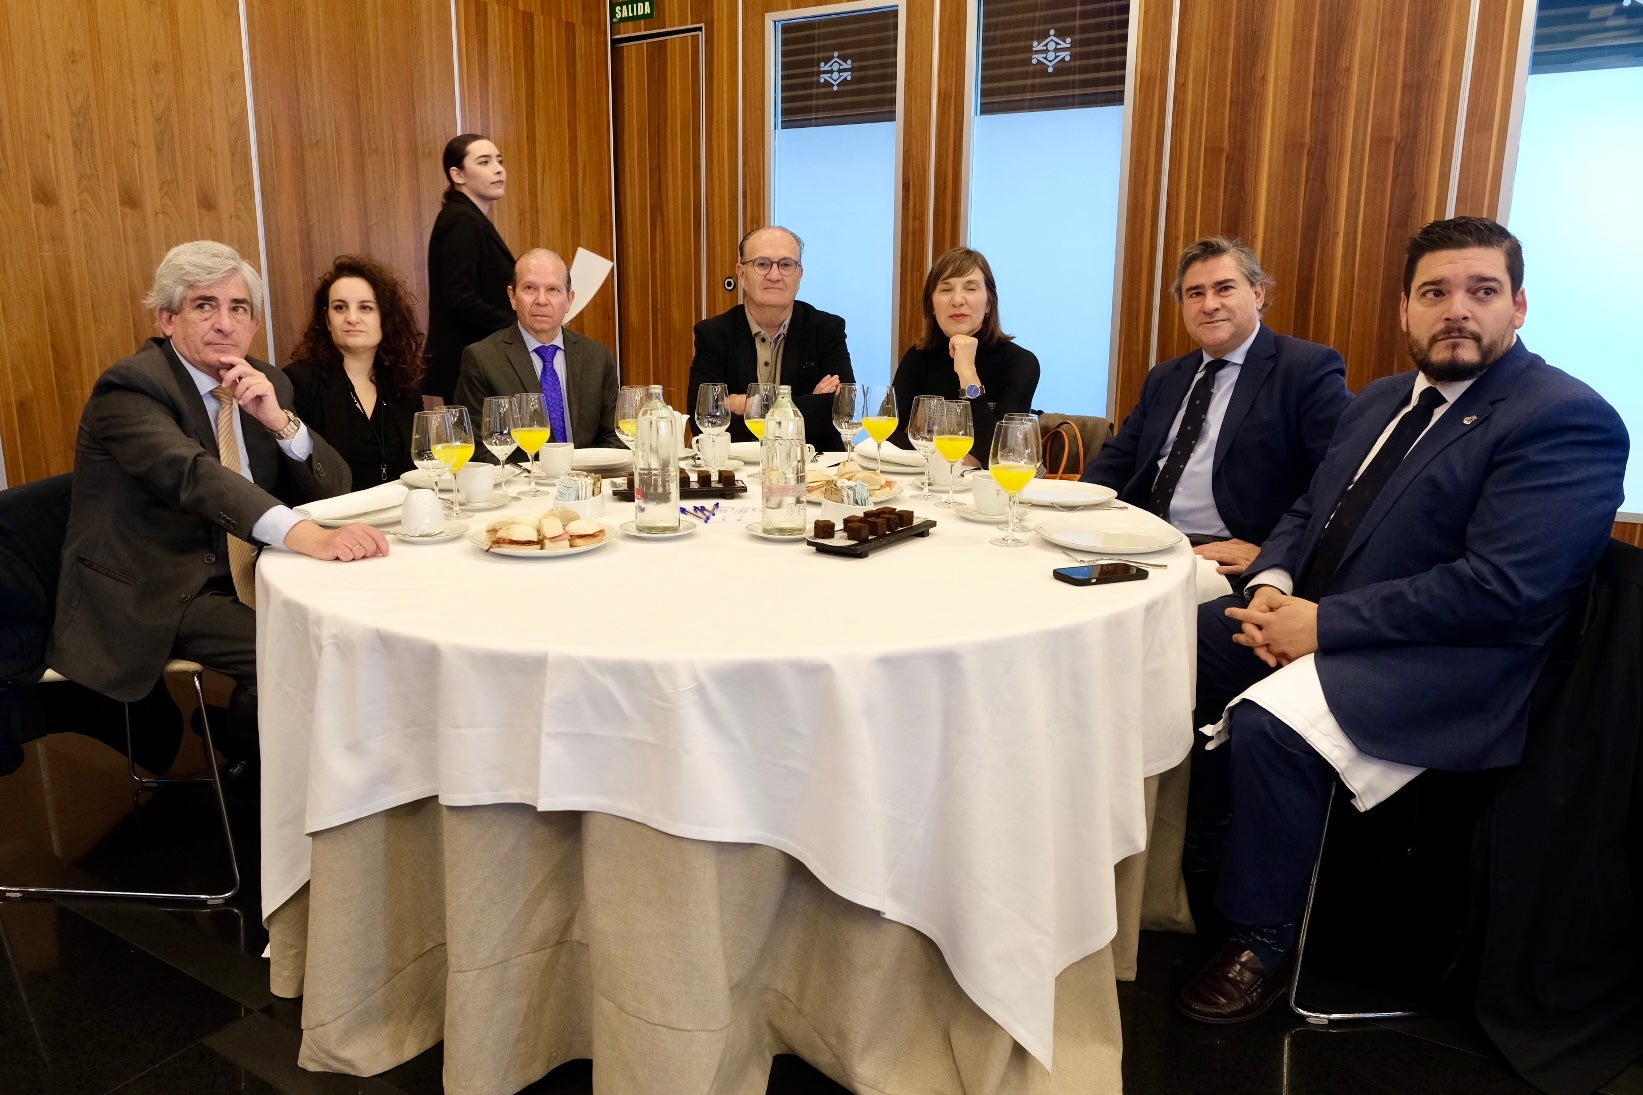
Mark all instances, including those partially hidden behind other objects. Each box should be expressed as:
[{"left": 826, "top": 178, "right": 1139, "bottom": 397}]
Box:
[{"left": 741, "top": 257, "right": 801, "bottom": 277}]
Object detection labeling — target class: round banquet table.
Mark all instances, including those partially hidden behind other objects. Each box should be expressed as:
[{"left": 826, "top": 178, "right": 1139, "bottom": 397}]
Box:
[{"left": 256, "top": 463, "right": 1197, "bottom": 1090}]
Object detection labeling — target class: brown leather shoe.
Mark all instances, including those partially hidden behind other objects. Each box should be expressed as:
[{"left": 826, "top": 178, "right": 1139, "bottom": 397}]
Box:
[{"left": 1176, "top": 939, "right": 1294, "bottom": 1023}]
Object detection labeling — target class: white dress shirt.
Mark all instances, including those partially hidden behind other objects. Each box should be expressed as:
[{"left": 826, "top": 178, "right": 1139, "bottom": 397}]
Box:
[
  {"left": 180, "top": 354, "right": 311, "bottom": 551},
  {"left": 1204, "top": 369, "right": 1480, "bottom": 810},
  {"left": 1155, "top": 325, "right": 1261, "bottom": 539}
]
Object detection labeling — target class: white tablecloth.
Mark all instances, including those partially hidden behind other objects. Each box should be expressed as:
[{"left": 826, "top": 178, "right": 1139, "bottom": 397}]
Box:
[{"left": 256, "top": 480, "right": 1196, "bottom": 1069}]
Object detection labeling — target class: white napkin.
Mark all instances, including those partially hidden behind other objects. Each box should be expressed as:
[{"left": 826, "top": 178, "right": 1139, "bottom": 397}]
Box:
[
  {"left": 852, "top": 439, "right": 925, "bottom": 469},
  {"left": 295, "top": 482, "right": 408, "bottom": 521}
]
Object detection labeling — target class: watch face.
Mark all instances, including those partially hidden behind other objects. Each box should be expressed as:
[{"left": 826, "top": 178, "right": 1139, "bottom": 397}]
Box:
[{"left": 965, "top": 384, "right": 981, "bottom": 399}]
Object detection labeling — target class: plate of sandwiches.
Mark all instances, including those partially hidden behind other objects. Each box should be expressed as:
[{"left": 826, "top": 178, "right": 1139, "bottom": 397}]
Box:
[
  {"left": 804, "top": 460, "right": 902, "bottom": 505},
  {"left": 469, "top": 510, "right": 615, "bottom": 557}
]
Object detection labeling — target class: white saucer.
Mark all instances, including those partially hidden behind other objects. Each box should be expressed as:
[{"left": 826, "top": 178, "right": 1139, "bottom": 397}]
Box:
[
  {"left": 746, "top": 522, "right": 808, "bottom": 542},
  {"left": 954, "top": 504, "right": 1008, "bottom": 524},
  {"left": 456, "top": 491, "right": 511, "bottom": 512},
  {"left": 620, "top": 516, "right": 700, "bottom": 540},
  {"left": 392, "top": 519, "right": 468, "bottom": 544}
]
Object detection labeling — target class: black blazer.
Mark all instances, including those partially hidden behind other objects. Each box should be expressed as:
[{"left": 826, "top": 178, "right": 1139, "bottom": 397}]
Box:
[
  {"left": 284, "top": 360, "right": 420, "bottom": 486},
  {"left": 425, "top": 192, "right": 514, "bottom": 400},
  {"left": 689, "top": 301, "right": 853, "bottom": 449},
  {"left": 1082, "top": 325, "right": 1351, "bottom": 544}
]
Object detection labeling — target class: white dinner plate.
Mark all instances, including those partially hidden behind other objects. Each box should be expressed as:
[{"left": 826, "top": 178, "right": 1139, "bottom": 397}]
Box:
[
  {"left": 1034, "top": 514, "right": 1183, "bottom": 555},
  {"left": 851, "top": 440, "right": 926, "bottom": 470},
  {"left": 954, "top": 503, "right": 1008, "bottom": 525},
  {"left": 745, "top": 522, "right": 808, "bottom": 542},
  {"left": 392, "top": 519, "right": 469, "bottom": 545},
  {"left": 466, "top": 522, "right": 617, "bottom": 557},
  {"left": 1017, "top": 480, "right": 1118, "bottom": 508},
  {"left": 619, "top": 516, "right": 700, "bottom": 540},
  {"left": 572, "top": 448, "right": 632, "bottom": 471},
  {"left": 399, "top": 466, "right": 519, "bottom": 490},
  {"left": 806, "top": 479, "right": 903, "bottom": 506},
  {"left": 682, "top": 455, "right": 745, "bottom": 472},
  {"left": 312, "top": 506, "right": 401, "bottom": 529}
]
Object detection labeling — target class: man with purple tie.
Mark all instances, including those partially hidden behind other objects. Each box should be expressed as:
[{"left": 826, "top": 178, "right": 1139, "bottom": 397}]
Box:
[{"left": 453, "top": 248, "right": 619, "bottom": 451}]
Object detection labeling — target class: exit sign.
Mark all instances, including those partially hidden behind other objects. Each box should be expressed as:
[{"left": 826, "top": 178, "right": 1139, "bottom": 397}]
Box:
[{"left": 612, "top": 0, "right": 654, "bottom": 22}]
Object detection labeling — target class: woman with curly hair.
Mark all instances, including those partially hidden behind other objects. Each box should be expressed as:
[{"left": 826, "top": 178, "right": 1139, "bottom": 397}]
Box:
[{"left": 285, "top": 256, "right": 427, "bottom": 486}]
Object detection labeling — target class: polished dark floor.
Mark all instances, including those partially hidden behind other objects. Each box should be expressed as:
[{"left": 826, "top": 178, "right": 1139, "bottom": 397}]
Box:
[{"left": 2, "top": 732, "right": 1639, "bottom": 1094}]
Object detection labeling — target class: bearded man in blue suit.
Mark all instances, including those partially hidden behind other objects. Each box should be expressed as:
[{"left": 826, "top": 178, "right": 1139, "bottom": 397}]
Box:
[{"left": 1176, "top": 216, "right": 1629, "bottom": 1023}]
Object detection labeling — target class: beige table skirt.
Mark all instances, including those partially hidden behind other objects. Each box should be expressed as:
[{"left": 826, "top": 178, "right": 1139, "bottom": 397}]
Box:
[{"left": 266, "top": 767, "right": 1193, "bottom": 1095}]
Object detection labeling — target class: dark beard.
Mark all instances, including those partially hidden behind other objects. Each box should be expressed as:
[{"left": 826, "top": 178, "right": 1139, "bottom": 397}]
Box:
[{"left": 1406, "top": 329, "right": 1512, "bottom": 383}]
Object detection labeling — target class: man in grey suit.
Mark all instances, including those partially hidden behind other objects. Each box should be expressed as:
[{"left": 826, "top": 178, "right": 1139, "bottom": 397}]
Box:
[
  {"left": 453, "top": 248, "right": 620, "bottom": 450},
  {"left": 48, "top": 241, "right": 388, "bottom": 767}
]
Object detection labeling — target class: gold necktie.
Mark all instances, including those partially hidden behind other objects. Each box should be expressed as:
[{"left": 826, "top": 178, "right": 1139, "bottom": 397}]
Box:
[{"left": 210, "top": 386, "right": 259, "bottom": 608}]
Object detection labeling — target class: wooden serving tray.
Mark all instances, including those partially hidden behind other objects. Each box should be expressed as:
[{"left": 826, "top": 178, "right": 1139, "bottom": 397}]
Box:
[
  {"left": 610, "top": 479, "right": 747, "bottom": 501},
  {"left": 808, "top": 518, "right": 936, "bottom": 558}
]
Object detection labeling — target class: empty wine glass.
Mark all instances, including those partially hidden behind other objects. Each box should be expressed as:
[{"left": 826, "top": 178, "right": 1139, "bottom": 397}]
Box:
[
  {"left": 481, "top": 396, "right": 516, "bottom": 490},
  {"left": 860, "top": 386, "right": 899, "bottom": 474},
  {"left": 410, "top": 410, "right": 449, "bottom": 511},
  {"left": 988, "top": 415, "right": 1041, "bottom": 547},
  {"left": 694, "top": 382, "right": 731, "bottom": 471},
  {"left": 615, "top": 385, "right": 646, "bottom": 451},
  {"left": 743, "top": 382, "right": 776, "bottom": 442},
  {"left": 932, "top": 400, "right": 974, "bottom": 508},
  {"left": 831, "top": 383, "right": 865, "bottom": 460},
  {"left": 509, "top": 392, "right": 550, "bottom": 497},
  {"left": 906, "top": 393, "right": 943, "bottom": 499}
]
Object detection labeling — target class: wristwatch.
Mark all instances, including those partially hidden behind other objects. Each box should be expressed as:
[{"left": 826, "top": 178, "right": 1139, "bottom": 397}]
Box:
[
  {"left": 269, "top": 411, "right": 303, "bottom": 442},
  {"left": 963, "top": 382, "right": 984, "bottom": 400}
]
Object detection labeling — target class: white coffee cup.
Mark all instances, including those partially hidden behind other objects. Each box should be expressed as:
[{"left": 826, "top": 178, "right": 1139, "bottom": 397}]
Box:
[
  {"left": 967, "top": 468, "right": 1008, "bottom": 516},
  {"left": 400, "top": 489, "right": 444, "bottom": 535},
  {"left": 456, "top": 463, "right": 495, "bottom": 504},
  {"left": 692, "top": 431, "right": 730, "bottom": 466},
  {"left": 539, "top": 442, "right": 575, "bottom": 478},
  {"left": 926, "top": 451, "right": 964, "bottom": 486}
]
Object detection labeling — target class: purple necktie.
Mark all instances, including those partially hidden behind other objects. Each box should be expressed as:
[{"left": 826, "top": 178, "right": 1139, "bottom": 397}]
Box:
[{"left": 533, "top": 344, "right": 569, "bottom": 444}]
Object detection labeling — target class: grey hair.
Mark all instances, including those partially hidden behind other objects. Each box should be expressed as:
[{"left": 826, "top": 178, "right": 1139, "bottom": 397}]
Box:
[
  {"left": 737, "top": 225, "right": 805, "bottom": 262},
  {"left": 143, "top": 241, "right": 265, "bottom": 318},
  {"left": 1171, "top": 236, "right": 1274, "bottom": 310},
  {"left": 512, "top": 247, "right": 572, "bottom": 292}
]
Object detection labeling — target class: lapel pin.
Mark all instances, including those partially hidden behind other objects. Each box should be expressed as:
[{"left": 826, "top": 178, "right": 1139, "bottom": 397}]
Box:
[{"left": 1462, "top": 415, "right": 1478, "bottom": 425}]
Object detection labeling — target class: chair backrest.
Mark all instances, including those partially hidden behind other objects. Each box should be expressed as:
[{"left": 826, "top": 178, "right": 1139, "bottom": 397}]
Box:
[
  {"left": 1036, "top": 413, "right": 1113, "bottom": 480},
  {"left": 0, "top": 474, "right": 73, "bottom": 683}
]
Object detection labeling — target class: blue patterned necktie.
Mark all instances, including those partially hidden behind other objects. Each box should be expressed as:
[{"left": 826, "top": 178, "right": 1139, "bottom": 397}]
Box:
[{"left": 533, "top": 343, "right": 569, "bottom": 444}]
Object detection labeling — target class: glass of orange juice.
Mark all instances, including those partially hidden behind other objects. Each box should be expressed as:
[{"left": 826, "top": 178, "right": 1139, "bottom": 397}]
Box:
[{"left": 988, "top": 413, "right": 1041, "bottom": 547}]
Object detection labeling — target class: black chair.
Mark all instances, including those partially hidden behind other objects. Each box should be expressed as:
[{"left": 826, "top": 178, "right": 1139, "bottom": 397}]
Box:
[
  {"left": 1287, "top": 771, "right": 1492, "bottom": 1024},
  {"left": 0, "top": 474, "right": 239, "bottom": 904}
]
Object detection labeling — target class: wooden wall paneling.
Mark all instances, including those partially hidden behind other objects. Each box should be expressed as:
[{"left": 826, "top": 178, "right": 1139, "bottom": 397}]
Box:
[
  {"left": 893, "top": 5, "right": 935, "bottom": 362},
  {"left": 0, "top": 0, "right": 260, "bottom": 483},
  {"left": 1453, "top": 0, "right": 1529, "bottom": 217},
  {"left": 245, "top": 0, "right": 458, "bottom": 365},
  {"left": 612, "top": 32, "right": 705, "bottom": 400},
  {"left": 458, "top": 0, "right": 617, "bottom": 354},
  {"left": 1109, "top": 0, "right": 1178, "bottom": 421},
  {"left": 929, "top": 0, "right": 971, "bottom": 260}
]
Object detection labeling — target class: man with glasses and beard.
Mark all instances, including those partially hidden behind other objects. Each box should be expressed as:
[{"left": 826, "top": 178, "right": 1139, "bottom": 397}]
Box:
[
  {"left": 1174, "top": 216, "right": 1629, "bottom": 1024},
  {"left": 689, "top": 225, "right": 854, "bottom": 448}
]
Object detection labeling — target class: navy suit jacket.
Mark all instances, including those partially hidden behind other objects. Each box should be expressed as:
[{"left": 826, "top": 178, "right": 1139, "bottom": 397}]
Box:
[
  {"left": 1082, "top": 325, "right": 1350, "bottom": 543},
  {"left": 1248, "top": 340, "right": 1628, "bottom": 770},
  {"left": 689, "top": 301, "right": 853, "bottom": 449}
]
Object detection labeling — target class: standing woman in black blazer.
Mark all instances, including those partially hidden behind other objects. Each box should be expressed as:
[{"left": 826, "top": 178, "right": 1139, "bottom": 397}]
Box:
[
  {"left": 285, "top": 256, "right": 426, "bottom": 487},
  {"left": 424, "top": 133, "right": 514, "bottom": 401}
]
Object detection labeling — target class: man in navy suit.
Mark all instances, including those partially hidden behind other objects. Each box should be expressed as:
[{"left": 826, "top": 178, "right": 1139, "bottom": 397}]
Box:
[
  {"left": 688, "top": 226, "right": 854, "bottom": 449},
  {"left": 1084, "top": 235, "right": 1340, "bottom": 585},
  {"left": 1082, "top": 238, "right": 1351, "bottom": 586},
  {"left": 1176, "top": 217, "right": 1629, "bottom": 1023}
]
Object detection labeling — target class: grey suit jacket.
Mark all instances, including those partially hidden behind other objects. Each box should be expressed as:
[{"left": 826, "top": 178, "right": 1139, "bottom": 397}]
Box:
[
  {"left": 47, "top": 338, "right": 349, "bottom": 700},
  {"left": 453, "top": 325, "right": 620, "bottom": 450}
]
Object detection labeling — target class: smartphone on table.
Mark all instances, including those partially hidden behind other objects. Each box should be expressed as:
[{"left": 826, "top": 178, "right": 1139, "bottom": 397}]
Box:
[{"left": 1052, "top": 562, "right": 1149, "bottom": 586}]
